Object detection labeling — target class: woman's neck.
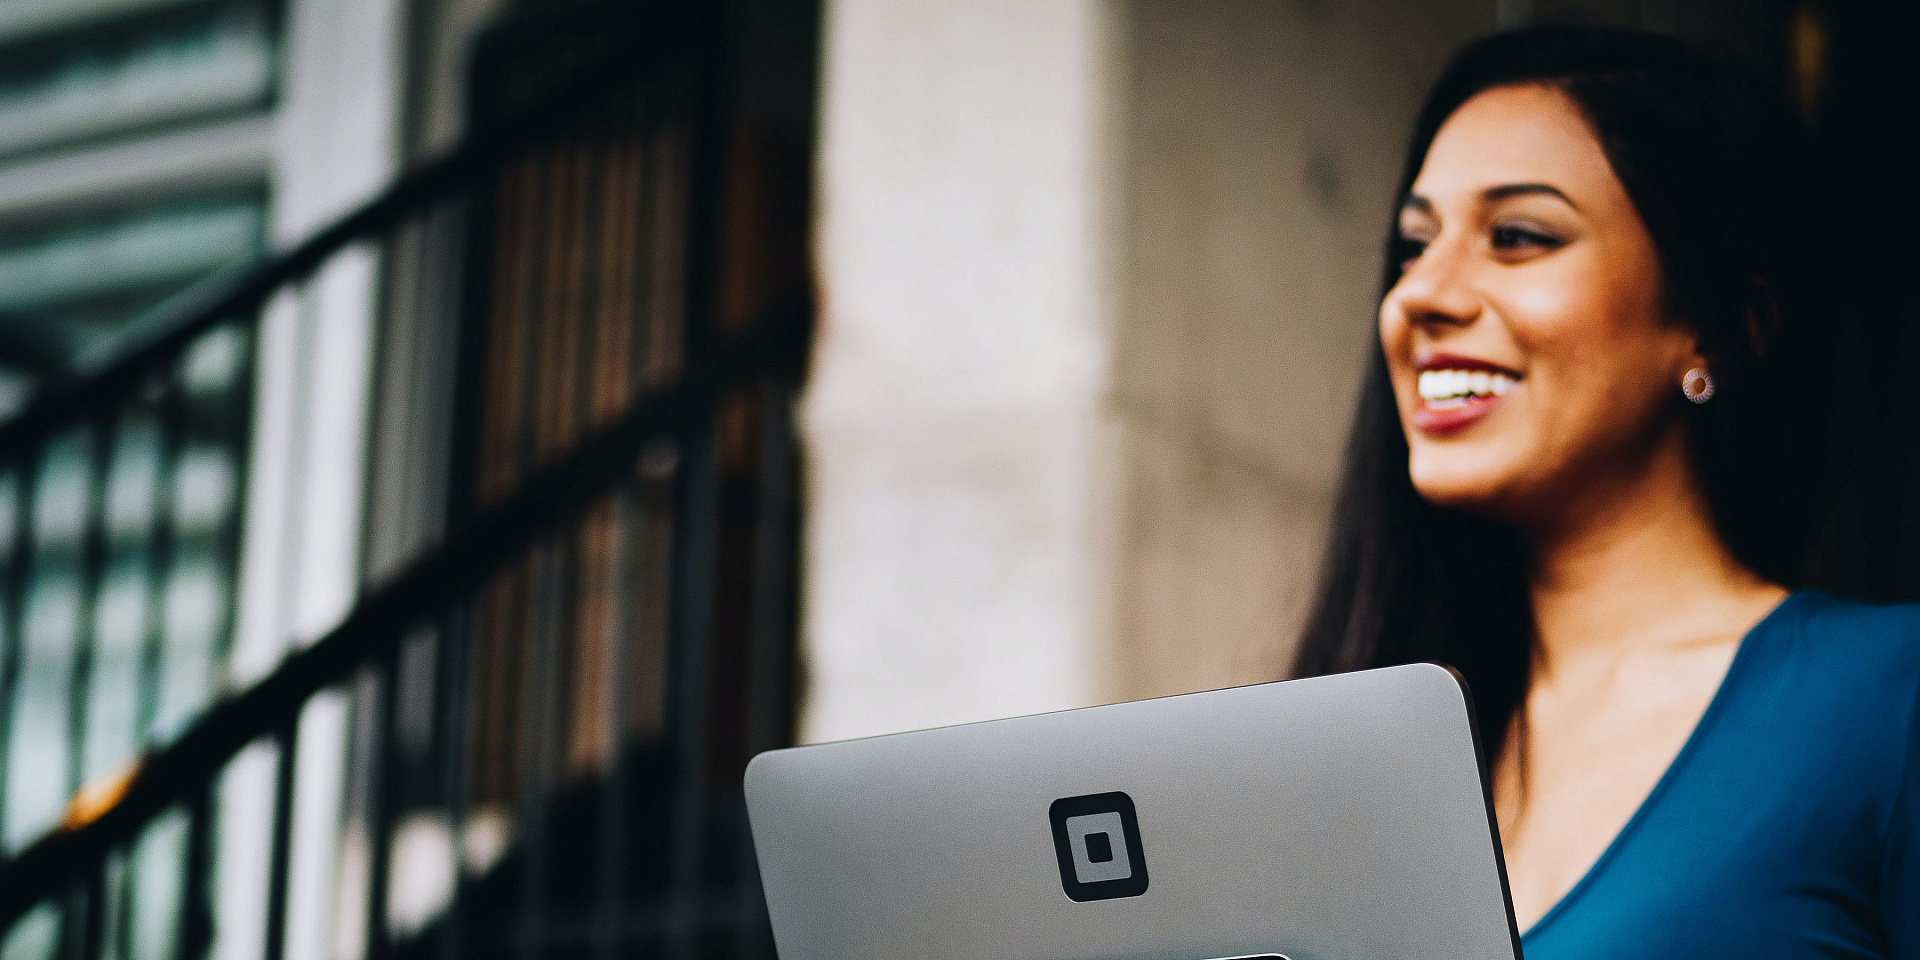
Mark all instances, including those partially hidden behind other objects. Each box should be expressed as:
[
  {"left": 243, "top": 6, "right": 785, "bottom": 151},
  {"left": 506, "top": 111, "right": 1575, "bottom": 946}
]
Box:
[{"left": 1523, "top": 430, "right": 1785, "bottom": 680}]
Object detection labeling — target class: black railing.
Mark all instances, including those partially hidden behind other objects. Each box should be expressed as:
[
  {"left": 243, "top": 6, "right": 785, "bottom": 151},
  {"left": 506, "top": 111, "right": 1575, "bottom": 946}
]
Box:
[
  {"left": 0, "top": 4, "right": 812, "bottom": 960},
  {"left": 0, "top": 295, "right": 806, "bottom": 900}
]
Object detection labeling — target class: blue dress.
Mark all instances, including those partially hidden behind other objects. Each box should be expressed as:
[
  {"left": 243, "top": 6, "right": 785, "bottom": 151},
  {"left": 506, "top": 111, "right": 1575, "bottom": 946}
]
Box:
[{"left": 1520, "top": 590, "right": 1920, "bottom": 959}]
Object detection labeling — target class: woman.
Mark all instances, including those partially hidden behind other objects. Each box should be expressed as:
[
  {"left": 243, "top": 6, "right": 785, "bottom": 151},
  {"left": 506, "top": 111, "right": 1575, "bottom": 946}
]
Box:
[{"left": 1292, "top": 27, "right": 1920, "bottom": 957}]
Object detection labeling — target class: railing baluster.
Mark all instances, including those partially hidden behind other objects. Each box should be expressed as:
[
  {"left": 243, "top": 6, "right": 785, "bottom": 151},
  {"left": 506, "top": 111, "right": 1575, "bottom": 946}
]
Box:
[
  {"left": 69, "top": 419, "right": 119, "bottom": 805},
  {"left": 261, "top": 724, "right": 297, "bottom": 960},
  {"left": 58, "top": 866, "right": 105, "bottom": 960},
  {"left": 126, "top": 392, "right": 183, "bottom": 960},
  {"left": 663, "top": 425, "right": 716, "bottom": 960},
  {"left": 0, "top": 442, "right": 44, "bottom": 848},
  {"left": 514, "top": 542, "right": 562, "bottom": 960},
  {"left": 174, "top": 790, "right": 212, "bottom": 960},
  {"left": 205, "top": 328, "right": 254, "bottom": 695},
  {"left": 113, "top": 842, "right": 133, "bottom": 960},
  {"left": 593, "top": 489, "right": 636, "bottom": 960},
  {"left": 106, "top": 847, "right": 130, "bottom": 960},
  {"left": 59, "top": 878, "right": 81, "bottom": 960},
  {"left": 363, "top": 654, "right": 398, "bottom": 960},
  {"left": 433, "top": 604, "right": 471, "bottom": 960},
  {"left": 82, "top": 867, "right": 105, "bottom": 960},
  {"left": 120, "top": 395, "right": 179, "bottom": 960},
  {"left": 137, "top": 387, "right": 185, "bottom": 755}
]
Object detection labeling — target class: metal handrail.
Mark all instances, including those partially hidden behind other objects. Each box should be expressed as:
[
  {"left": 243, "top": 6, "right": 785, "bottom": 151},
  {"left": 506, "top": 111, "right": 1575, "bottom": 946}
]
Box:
[{"left": 0, "top": 292, "right": 808, "bottom": 923}]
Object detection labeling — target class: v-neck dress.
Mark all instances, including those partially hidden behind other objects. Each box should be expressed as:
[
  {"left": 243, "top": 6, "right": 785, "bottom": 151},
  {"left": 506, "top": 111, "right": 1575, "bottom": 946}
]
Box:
[{"left": 1519, "top": 591, "right": 1920, "bottom": 959}]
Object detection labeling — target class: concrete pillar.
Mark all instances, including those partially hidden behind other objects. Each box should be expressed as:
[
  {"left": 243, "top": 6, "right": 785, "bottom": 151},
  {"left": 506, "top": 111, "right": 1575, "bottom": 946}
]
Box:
[{"left": 802, "top": 0, "right": 1117, "bottom": 741}]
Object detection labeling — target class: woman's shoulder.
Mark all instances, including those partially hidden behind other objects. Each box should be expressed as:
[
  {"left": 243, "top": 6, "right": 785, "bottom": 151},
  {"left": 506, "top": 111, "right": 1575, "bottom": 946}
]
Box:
[
  {"left": 1787, "top": 588, "right": 1920, "bottom": 644},
  {"left": 1733, "top": 592, "right": 1920, "bottom": 803},
  {"left": 1769, "top": 589, "right": 1920, "bottom": 692}
]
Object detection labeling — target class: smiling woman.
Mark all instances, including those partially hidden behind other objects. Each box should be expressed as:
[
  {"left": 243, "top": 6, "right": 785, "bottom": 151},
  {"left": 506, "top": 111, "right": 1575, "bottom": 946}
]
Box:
[
  {"left": 1385, "top": 82, "right": 1710, "bottom": 529},
  {"left": 1291, "top": 27, "right": 1920, "bottom": 959}
]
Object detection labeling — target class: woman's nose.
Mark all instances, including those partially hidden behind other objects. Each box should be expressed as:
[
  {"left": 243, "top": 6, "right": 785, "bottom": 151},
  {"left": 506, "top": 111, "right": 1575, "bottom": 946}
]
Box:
[{"left": 1389, "top": 238, "right": 1480, "bottom": 329}]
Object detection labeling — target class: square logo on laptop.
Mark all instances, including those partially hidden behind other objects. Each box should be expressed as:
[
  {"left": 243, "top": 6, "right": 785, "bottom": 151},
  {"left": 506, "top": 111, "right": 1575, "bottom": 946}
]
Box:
[{"left": 1048, "top": 791, "right": 1149, "bottom": 901}]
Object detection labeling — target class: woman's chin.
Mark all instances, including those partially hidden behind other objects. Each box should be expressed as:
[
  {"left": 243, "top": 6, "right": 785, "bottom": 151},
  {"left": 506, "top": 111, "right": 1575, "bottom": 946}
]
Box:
[{"left": 1406, "top": 460, "right": 1520, "bottom": 515}]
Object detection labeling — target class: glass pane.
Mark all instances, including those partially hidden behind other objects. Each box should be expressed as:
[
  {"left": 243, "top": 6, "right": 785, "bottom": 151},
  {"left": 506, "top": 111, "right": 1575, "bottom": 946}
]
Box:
[{"left": 0, "top": 901, "right": 57, "bottom": 960}]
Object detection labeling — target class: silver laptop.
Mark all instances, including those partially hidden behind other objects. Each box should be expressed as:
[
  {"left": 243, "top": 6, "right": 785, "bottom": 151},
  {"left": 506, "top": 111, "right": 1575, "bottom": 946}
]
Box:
[{"left": 745, "top": 663, "right": 1521, "bottom": 960}]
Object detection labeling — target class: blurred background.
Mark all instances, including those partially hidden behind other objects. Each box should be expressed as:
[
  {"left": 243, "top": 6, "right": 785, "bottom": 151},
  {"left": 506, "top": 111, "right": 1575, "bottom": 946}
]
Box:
[{"left": 0, "top": 0, "right": 1911, "bottom": 959}]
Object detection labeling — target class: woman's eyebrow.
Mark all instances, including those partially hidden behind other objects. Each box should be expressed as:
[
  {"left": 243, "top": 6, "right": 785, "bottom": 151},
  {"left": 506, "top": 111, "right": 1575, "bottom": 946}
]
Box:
[
  {"left": 1483, "top": 182, "right": 1578, "bottom": 208},
  {"left": 1400, "top": 194, "right": 1434, "bottom": 215}
]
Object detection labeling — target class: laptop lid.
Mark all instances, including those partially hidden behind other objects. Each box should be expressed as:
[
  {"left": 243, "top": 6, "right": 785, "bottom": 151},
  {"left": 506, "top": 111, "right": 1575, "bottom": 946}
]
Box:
[{"left": 745, "top": 663, "right": 1522, "bottom": 960}]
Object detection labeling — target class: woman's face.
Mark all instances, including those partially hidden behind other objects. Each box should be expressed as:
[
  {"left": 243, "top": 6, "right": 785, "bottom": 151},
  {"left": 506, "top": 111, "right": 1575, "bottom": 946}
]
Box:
[{"left": 1380, "top": 83, "right": 1704, "bottom": 529}]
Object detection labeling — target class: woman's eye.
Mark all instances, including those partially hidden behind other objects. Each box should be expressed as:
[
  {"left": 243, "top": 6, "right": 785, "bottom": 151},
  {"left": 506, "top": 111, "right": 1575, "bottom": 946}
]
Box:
[
  {"left": 1396, "top": 237, "right": 1429, "bottom": 270},
  {"left": 1491, "top": 224, "right": 1561, "bottom": 251}
]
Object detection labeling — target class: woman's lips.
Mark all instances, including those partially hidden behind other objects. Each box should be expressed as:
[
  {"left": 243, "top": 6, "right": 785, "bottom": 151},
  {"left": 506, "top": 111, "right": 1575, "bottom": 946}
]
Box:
[
  {"left": 1411, "top": 356, "right": 1520, "bottom": 435},
  {"left": 1412, "top": 393, "right": 1507, "bottom": 434}
]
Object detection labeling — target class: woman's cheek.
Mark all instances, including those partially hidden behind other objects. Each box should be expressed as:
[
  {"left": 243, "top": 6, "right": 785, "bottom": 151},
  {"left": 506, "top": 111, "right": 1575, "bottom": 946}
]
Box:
[{"left": 1494, "top": 279, "right": 1586, "bottom": 347}]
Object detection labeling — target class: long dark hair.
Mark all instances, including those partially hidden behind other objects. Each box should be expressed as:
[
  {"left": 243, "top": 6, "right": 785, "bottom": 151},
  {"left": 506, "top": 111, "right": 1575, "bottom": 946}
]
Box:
[{"left": 1290, "top": 27, "right": 1837, "bottom": 755}]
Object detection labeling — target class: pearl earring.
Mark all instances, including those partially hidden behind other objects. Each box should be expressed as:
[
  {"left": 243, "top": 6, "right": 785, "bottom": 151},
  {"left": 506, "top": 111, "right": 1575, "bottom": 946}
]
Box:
[{"left": 1681, "top": 366, "right": 1715, "bottom": 404}]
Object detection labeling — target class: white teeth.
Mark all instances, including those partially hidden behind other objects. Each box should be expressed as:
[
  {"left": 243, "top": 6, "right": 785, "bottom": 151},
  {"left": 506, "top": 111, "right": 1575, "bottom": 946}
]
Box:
[{"left": 1417, "top": 368, "right": 1516, "bottom": 403}]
